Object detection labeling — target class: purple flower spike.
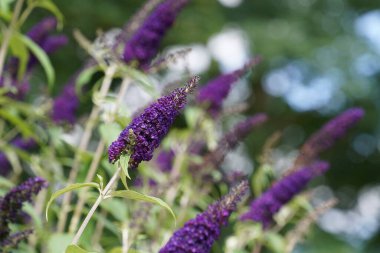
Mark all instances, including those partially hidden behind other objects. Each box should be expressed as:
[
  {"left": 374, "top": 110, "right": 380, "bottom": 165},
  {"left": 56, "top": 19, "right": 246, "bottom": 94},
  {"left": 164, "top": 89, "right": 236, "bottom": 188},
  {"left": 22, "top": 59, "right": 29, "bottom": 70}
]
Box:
[
  {"left": 0, "top": 137, "right": 38, "bottom": 176},
  {"left": 51, "top": 80, "right": 79, "bottom": 124},
  {"left": 297, "top": 107, "right": 364, "bottom": 165},
  {"left": 156, "top": 149, "right": 175, "bottom": 172},
  {"left": 108, "top": 76, "right": 199, "bottom": 168},
  {"left": 0, "top": 177, "right": 47, "bottom": 240},
  {"left": 26, "top": 17, "right": 57, "bottom": 45},
  {"left": 159, "top": 181, "right": 248, "bottom": 253},
  {"left": 41, "top": 35, "right": 68, "bottom": 54},
  {"left": 123, "top": 0, "right": 189, "bottom": 67},
  {"left": 197, "top": 58, "right": 260, "bottom": 116},
  {"left": 240, "top": 161, "right": 329, "bottom": 228}
]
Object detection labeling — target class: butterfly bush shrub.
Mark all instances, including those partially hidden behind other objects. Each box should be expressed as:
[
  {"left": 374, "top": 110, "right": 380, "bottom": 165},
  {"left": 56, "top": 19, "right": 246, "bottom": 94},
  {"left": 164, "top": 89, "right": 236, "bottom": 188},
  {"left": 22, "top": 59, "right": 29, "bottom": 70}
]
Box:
[{"left": 0, "top": 0, "right": 367, "bottom": 252}]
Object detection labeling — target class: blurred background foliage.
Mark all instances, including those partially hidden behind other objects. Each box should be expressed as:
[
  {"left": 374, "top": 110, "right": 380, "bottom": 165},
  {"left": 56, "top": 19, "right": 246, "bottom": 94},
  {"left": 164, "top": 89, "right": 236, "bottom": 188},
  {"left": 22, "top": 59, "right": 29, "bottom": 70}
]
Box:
[{"left": 24, "top": 0, "right": 380, "bottom": 252}]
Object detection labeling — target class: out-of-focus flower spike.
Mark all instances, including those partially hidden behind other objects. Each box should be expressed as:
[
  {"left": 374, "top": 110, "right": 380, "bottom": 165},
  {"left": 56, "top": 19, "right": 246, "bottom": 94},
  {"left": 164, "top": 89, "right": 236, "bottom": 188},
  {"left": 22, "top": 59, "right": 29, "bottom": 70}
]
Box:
[
  {"left": 197, "top": 57, "right": 261, "bottom": 116},
  {"left": 26, "top": 17, "right": 58, "bottom": 45},
  {"left": 51, "top": 80, "right": 79, "bottom": 124},
  {"left": 108, "top": 76, "right": 199, "bottom": 168},
  {"left": 122, "top": 0, "right": 189, "bottom": 67},
  {"left": 156, "top": 149, "right": 175, "bottom": 172},
  {"left": 240, "top": 161, "right": 329, "bottom": 228},
  {"left": 159, "top": 180, "right": 249, "bottom": 253},
  {"left": 0, "top": 177, "right": 47, "bottom": 240},
  {"left": 40, "top": 35, "right": 68, "bottom": 54},
  {"left": 295, "top": 107, "right": 364, "bottom": 167}
]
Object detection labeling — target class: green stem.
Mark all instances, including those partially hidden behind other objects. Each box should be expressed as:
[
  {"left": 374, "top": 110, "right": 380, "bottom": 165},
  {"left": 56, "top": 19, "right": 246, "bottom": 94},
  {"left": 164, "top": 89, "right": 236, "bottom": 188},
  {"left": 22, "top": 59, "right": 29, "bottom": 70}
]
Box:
[
  {"left": 0, "top": 0, "right": 25, "bottom": 77},
  {"left": 72, "top": 166, "right": 121, "bottom": 245}
]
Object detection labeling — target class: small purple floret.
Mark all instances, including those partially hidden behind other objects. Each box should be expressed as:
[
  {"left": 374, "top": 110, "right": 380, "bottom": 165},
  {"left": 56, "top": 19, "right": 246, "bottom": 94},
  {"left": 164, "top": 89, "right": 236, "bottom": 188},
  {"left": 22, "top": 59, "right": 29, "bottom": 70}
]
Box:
[
  {"left": 240, "top": 161, "right": 329, "bottom": 228},
  {"left": 159, "top": 181, "right": 248, "bottom": 253}
]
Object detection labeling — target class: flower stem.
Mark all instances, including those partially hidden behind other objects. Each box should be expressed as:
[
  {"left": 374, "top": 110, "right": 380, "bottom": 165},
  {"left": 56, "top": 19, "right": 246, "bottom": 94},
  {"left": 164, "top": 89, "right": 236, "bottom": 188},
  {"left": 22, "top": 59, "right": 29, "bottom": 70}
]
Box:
[
  {"left": 57, "top": 64, "right": 117, "bottom": 232},
  {"left": 68, "top": 77, "right": 131, "bottom": 233},
  {"left": 72, "top": 166, "right": 121, "bottom": 245},
  {"left": 0, "top": 0, "right": 25, "bottom": 78}
]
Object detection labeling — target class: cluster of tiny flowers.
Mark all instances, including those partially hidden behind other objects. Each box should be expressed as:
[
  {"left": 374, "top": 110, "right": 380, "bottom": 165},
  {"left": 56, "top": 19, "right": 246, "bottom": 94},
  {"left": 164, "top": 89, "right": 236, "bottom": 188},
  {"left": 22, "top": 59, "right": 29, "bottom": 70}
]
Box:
[
  {"left": 196, "top": 59, "right": 259, "bottom": 116},
  {"left": 159, "top": 181, "right": 249, "bottom": 253},
  {"left": 123, "top": 0, "right": 188, "bottom": 67},
  {"left": 108, "top": 76, "right": 199, "bottom": 168},
  {"left": 296, "top": 107, "right": 364, "bottom": 166},
  {"left": 156, "top": 149, "right": 175, "bottom": 172},
  {"left": 0, "top": 177, "right": 47, "bottom": 242},
  {"left": 0, "top": 138, "right": 38, "bottom": 176},
  {"left": 240, "top": 161, "right": 329, "bottom": 228},
  {"left": 51, "top": 79, "right": 80, "bottom": 124},
  {"left": 206, "top": 113, "right": 268, "bottom": 167}
]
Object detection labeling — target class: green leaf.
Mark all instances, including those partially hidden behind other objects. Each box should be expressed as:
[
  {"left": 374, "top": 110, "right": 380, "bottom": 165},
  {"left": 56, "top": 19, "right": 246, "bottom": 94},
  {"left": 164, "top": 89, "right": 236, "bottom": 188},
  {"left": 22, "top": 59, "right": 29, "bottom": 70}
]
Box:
[
  {"left": 35, "top": 0, "right": 64, "bottom": 29},
  {"left": 65, "top": 245, "right": 97, "bottom": 253},
  {"left": 0, "top": 0, "right": 15, "bottom": 22},
  {"left": 110, "top": 190, "right": 176, "bottom": 225},
  {"left": 48, "top": 233, "right": 73, "bottom": 253},
  {"left": 99, "top": 123, "right": 122, "bottom": 146},
  {"left": 265, "top": 232, "right": 286, "bottom": 253},
  {"left": 119, "top": 156, "right": 131, "bottom": 180},
  {"left": 45, "top": 182, "right": 99, "bottom": 221},
  {"left": 0, "top": 108, "right": 36, "bottom": 138},
  {"left": 9, "top": 33, "right": 29, "bottom": 80},
  {"left": 119, "top": 166, "right": 129, "bottom": 190},
  {"left": 19, "top": 33, "right": 55, "bottom": 89},
  {"left": 119, "top": 66, "right": 157, "bottom": 97},
  {"left": 75, "top": 65, "right": 101, "bottom": 95}
]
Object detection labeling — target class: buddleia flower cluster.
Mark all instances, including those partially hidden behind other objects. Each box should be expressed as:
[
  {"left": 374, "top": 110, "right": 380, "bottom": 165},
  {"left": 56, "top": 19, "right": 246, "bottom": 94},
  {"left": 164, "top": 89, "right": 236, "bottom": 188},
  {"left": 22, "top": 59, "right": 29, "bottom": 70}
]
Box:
[
  {"left": 294, "top": 107, "right": 364, "bottom": 168},
  {"left": 196, "top": 58, "right": 259, "bottom": 116},
  {"left": 241, "top": 161, "right": 329, "bottom": 228},
  {"left": 108, "top": 76, "right": 199, "bottom": 168},
  {"left": 123, "top": 0, "right": 189, "bottom": 67},
  {"left": 159, "top": 180, "right": 249, "bottom": 253},
  {"left": 0, "top": 177, "right": 47, "bottom": 248}
]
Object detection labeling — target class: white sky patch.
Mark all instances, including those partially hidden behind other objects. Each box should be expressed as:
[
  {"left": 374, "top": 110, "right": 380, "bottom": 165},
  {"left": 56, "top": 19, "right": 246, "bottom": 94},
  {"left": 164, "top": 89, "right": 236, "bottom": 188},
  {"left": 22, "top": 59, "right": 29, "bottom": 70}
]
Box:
[
  {"left": 208, "top": 28, "right": 250, "bottom": 73},
  {"left": 355, "top": 10, "right": 380, "bottom": 54},
  {"left": 167, "top": 44, "right": 211, "bottom": 75},
  {"left": 218, "top": 0, "right": 243, "bottom": 8}
]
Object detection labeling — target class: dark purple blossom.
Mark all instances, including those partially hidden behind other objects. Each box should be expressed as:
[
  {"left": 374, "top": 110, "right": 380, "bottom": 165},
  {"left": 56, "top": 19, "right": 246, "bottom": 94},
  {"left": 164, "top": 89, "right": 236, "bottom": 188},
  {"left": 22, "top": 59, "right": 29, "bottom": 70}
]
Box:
[
  {"left": 295, "top": 107, "right": 364, "bottom": 166},
  {"left": 156, "top": 149, "right": 175, "bottom": 172},
  {"left": 51, "top": 80, "right": 79, "bottom": 124},
  {"left": 0, "top": 137, "right": 38, "bottom": 176},
  {"left": 0, "top": 177, "right": 47, "bottom": 240},
  {"left": 108, "top": 76, "right": 199, "bottom": 168},
  {"left": 240, "top": 161, "right": 329, "bottom": 228},
  {"left": 123, "top": 0, "right": 188, "bottom": 67},
  {"left": 159, "top": 180, "right": 248, "bottom": 253},
  {"left": 196, "top": 58, "right": 260, "bottom": 116}
]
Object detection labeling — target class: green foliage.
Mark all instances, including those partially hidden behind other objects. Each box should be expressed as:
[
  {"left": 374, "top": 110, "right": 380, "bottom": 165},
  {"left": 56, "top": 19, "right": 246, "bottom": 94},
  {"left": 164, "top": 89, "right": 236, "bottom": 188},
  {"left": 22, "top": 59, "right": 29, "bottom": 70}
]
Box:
[{"left": 46, "top": 182, "right": 100, "bottom": 220}]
